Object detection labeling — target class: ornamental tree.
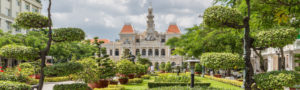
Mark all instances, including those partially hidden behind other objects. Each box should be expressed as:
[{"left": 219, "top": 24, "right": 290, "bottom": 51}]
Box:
[
  {"left": 117, "top": 60, "right": 135, "bottom": 75},
  {"left": 14, "top": 1, "right": 85, "bottom": 89},
  {"left": 0, "top": 44, "right": 38, "bottom": 61},
  {"left": 253, "top": 28, "right": 298, "bottom": 70},
  {"left": 165, "top": 61, "right": 172, "bottom": 72}
]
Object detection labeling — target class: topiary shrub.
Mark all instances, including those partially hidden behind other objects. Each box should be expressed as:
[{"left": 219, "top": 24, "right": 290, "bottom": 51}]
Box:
[
  {"left": 19, "top": 63, "right": 35, "bottom": 76},
  {"left": 0, "top": 81, "right": 31, "bottom": 90},
  {"left": 53, "top": 83, "right": 90, "bottom": 90},
  {"left": 195, "top": 63, "right": 202, "bottom": 73},
  {"left": 254, "top": 70, "right": 300, "bottom": 89},
  {"left": 159, "top": 62, "right": 166, "bottom": 72},
  {"left": 117, "top": 60, "right": 135, "bottom": 76},
  {"left": 0, "top": 44, "right": 38, "bottom": 60},
  {"left": 165, "top": 62, "right": 172, "bottom": 72},
  {"left": 53, "top": 28, "right": 85, "bottom": 42},
  {"left": 203, "top": 6, "right": 243, "bottom": 28},
  {"left": 15, "top": 12, "right": 49, "bottom": 29},
  {"left": 44, "top": 62, "right": 83, "bottom": 77},
  {"left": 200, "top": 52, "right": 243, "bottom": 70}
]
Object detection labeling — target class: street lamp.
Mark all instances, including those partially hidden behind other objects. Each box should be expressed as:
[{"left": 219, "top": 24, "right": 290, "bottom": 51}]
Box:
[{"left": 186, "top": 56, "right": 200, "bottom": 88}]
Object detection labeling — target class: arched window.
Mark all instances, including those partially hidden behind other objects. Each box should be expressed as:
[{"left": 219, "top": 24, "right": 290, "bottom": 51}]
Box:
[
  {"left": 148, "top": 49, "right": 153, "bottom": 56},
  {"left": 136, "top": 49, "right": 140, "bottom": 55},
  {"left": 171, "top": 62, "right": 176, "bottom": 66},
  {"left": 155, "top": 49, "right": 159, "bottom": 56},
  {"left": 161, "top": 49, "right": 165, "bottom": 56},
  {"left": 142, "top": 49, "right": 146, "bottom": 56},
  {"left": 115, "top": 49, "right": 119, "bottom": 56}
]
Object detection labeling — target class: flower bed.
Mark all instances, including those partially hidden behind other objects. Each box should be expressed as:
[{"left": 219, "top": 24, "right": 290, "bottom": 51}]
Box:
[
  {"left": 45, "top": 76, "right": 71, "bottom": 82},
  {"left": 0, "top": 81, "right": 31, "bottom": 90},
  {"left": 94, "top": 85, "right": 125, "bottom": 90},
  {"left": 148, "top": 82, "right": 211, "bottom": 88},
  {"left": 205, "top": 75, "right": 242, "bottom": 87}
]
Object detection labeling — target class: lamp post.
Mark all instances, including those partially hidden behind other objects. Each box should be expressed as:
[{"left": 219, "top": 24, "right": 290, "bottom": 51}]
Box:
[{"left": 186, "top": 57, "right": 200, "bottom": 88}]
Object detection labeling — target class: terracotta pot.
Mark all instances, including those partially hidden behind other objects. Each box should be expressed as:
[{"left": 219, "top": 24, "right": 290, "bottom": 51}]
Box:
[
  {"left": 238, "top": 80, "right": 243, "bottom": 82},
  {"left": 290, "top": 88, "right": 297, "bottom": 90},
  {"left": 98, "top": 79, "right": 109, "bottom": 88},
  {"left": 160, "top": 71, "right": 165, "bottom": 73},
  {"left": 35, "top": 74, "right": 41, "bottom": 79},
  {"left": 88, "top": 82, "right": 100, "bottom": 89},
  {"left": 109, "top": 80, "right": 118, "bottom": 85},
  {"left": 118, "top": 78, "right": 128, "bottom": 84},
  {"left": 195, "top": 72, "right": 201, "bottom": 74},
  {"left": 214, "top": 74, "right": 221, "bottom": 78},
  {"left": 127, "top": 74, "right": 135, "bottom": 79}
]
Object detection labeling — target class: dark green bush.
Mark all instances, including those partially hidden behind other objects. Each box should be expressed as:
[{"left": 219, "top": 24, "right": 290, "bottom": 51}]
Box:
[
  {"left": 0, "top": 81, "right": 31, "bottom": 90},
  {"left": 44, "top": 62, "right": 83, "bottom": 76},
  {"left": 254, "top": 70, "right": 300, "bottom": 89},
  {"left": 148, "top": 82, "right": 211, "bottom": 88},
  {"left": 53, "top": 83, "right": 90, "bottom": 90},
  {"left": 195, "top": 63, "right": 202, "bottom": 73}
]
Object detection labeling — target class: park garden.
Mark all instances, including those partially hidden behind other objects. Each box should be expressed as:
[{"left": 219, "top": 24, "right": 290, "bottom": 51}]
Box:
[{"left": 0, "top": 0, "right": 300, "bottom": 90}]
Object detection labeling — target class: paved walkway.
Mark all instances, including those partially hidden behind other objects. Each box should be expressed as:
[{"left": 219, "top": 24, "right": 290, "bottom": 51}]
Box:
[{"left": 33, "top": 81, "right": 78, "bottom": 90}]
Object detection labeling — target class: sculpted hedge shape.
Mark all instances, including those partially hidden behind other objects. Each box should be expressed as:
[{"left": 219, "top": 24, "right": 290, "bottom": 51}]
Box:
[
  {"left": 53, "top": 28, "right": 85, "bottom": 42},
  {"left": 0, "top": 44, "right": 38, "bottom": 60},
  {"left": 203, "top": 6, "right": 243, "bottom": 28},
  {"left": 200, "top": 52, "right": 243, "bottom": 69},
  {"left": 254, "top": 28, "right": 298, "bottom": 48},
  {"left": 15, "top": 12, "right": 49, "bottom": 29}
]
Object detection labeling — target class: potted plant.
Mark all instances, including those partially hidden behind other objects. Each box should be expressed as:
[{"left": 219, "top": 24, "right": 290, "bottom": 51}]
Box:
[
  {"left": 117, "top": 60, "right": 135, "bottom": 79},
  {"left": 159, "top": 62, "right": 166, "bottom": 73},
  {"left": 97, "top": 57, "right": 116, "bottom": 88},
  {"left": 118, "top": 76, "right": 128, "bottom": 84},
  {"left": 135, "top": 64, "right": 146, "bottom": 78},
  {"left": 109, "top": 79, "right": 118, "bottom": 85},
  {"left": 74, "top": 58, "right": 100, "bottom": 89}
]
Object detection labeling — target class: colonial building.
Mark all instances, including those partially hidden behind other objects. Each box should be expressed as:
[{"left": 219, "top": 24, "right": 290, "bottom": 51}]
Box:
[
  {"left": 0, "top": 0, "right": 42, "bottom": 34},
  {"left": 251, "top": 38, "right": 300, "bottom": 74},
  {"left": 103, "top": 6, "right": 183, "bottom": 66}
]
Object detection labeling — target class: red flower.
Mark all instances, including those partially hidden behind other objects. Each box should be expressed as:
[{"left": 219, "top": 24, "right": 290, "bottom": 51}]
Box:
[
  {"left": 0, "top": 70, "right": 4, "bottom": 72},
  {"left": 0, "top": 66, "right": 2, "bottom": 68},
  {"left": 18, "top": 68, "right": 21, "bottom": 71}
]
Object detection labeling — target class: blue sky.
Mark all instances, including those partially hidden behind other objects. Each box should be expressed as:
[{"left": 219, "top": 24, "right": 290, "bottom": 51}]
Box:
[{"left": 41, "top": 0, "right": 213, "bottom": 41}]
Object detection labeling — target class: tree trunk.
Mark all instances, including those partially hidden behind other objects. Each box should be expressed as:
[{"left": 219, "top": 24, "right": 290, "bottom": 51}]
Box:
[
  {"left": 244, "top": 0, "right": 254, "bottom": 89},
  {"left": 279, "top": 47, "right": 285, "bottom": 70},
  {"left": 252, "top": 48, "right": 266, "bottom": 72},
  {"left": 37, "top": 0, "right": 52, "bottom": 90}
]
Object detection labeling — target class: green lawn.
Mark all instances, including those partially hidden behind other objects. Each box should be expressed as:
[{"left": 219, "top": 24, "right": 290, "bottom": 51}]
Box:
[{"left": 120, "top": 75, "right": 243, "bottom": 90}]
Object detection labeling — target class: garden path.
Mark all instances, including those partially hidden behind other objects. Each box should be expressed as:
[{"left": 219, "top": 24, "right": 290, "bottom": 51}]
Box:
[{"left": 33, "top": 81, "right": 77, "bottom": 90}]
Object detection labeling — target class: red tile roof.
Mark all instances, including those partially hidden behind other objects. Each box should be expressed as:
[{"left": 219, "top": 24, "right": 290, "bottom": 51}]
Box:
[
  {"left": 90, "top": 39, "right": 110, "bottom": 44},
  {"left": 166, "top": 24, "right": 181, "bottom": 34},
  {"left": 120, "top": 24, "right": 134, "bottom": 34}
]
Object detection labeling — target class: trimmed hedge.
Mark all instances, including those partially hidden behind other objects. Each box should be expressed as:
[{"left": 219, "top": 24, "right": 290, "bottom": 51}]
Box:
[
  {"left": 141, "top": 75, "right": 150, "bottom": 79},
  {"left": 128, "top": 78, "right": 143, "bottom": 84},
  {"left": 45, "top": 76, "right": 71, "bottom": 82},
  {"left": 0, "top": 81, "right": 31, "bottom": 90},
  {"left": 149, "top": 86, "right": 219, "bottom": 90},
  {"left": 254, "top": 71, "right": 300, "bottom": 89},
  {"left": 205, "top": 75, "right": 242, "bottom": 87},
  {"left": 53, "top": 83, "right": 90, "bottom": 90},
  {"left": 94, "top": 85, "right": 125, "bottom": 90},
  {"left": 148, "top": 82, "right": 211, "bottom": 88},
  {"left": 44, "top": 62, "right": 83, "bottom": 77}
]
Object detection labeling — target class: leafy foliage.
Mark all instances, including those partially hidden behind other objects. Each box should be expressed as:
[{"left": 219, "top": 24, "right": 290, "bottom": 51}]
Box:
[
  {"left": 294, "top": 54, "right": 300, "bottom": 72},
  {"left": 200, "top": 52, "right": 243, "bottom": 69},
  {"left": 0, "top": 81, "right": 31, "bottom": 90},
  {"left": 53, "top": 28, "right": 85, "bottom": 42},
  {"left": 135, "top": 63, "right": 147, "bottom": 75},
  {"left": 195, "top": 63, "right": 202, "bottom": 73},
  {"left": 19, "top": 63, "right": 35, "bottom": 76},
  {"left": 254, "top": 28, "right": 298, "bottom": 48},
  {"left": 254, "top": 71, "right": 300, "bottom": 89},
  {"left": 117, "top": 60, "right": 135, "bottom": 75},
  {"left": 0, "top": 44, "right": 38, "bottom": 60},
  {"left": 44, "top": 62, "right": 83, "bottom": 77},
  {"left": 128, "top": 78, "right": 143, "bottom": 84},
  {"left": 53, "top": 83, "right": 90, "bottom": 90},
  {"left": 165, "top": 62, "right": 172, "bottom": 72},
  {"left": 97, "top": 57, "right": 116, "bottom": 79},
  {"left": 159, "top": 62, "right": 166, "bottom": 71},
  {"left": 203, "top": 6, "right": 243, "bottom": 28},
  {"left": 15, "top": 12, "right": 49, "bottom": 29},
  {"left": 75, "top": 58, "right": 99, "bottom": 83}
]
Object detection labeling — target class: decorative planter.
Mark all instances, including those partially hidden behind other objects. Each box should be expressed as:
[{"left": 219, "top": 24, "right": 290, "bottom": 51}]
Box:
[
  {"left": 98, "top": 79, "right": 109, "bottom": 88},
  {"left": 118, "top": 78, "right": 128, "bottom": 84},
  {"left": 127, "top": 74, "right": 135, "bottom": 79},
  {"left": 214, "top": 74, "right": 222, "bottom": 78},
  {"left": 30, "top": 74, "right": 41, "bottom": 79},
  {"left": 160, "top": 70, "right": 165, "bottom": 73},
  {"left": 238, "top": 80, "right": 243, "bottom": 82},
  {"left": 195, "top": 72, "right": 201, "bottom": 74},
  {"left": 109, "top": 80, "right": 118, "bottom": 85},
  {"left": 88, "top": 82, "right": 100, "bottom": 89}
]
